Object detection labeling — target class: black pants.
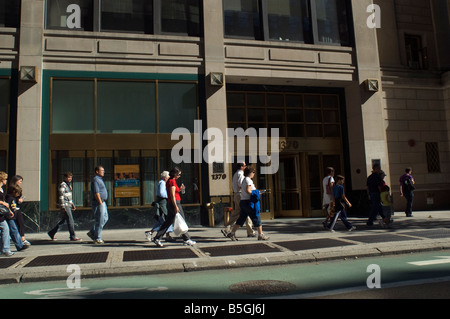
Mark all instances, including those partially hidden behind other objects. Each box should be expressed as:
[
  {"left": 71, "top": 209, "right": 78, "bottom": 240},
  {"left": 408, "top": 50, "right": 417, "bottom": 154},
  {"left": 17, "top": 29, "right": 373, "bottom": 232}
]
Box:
[{"left": 154, "top": 200, "right": 190, "bottom": 241}]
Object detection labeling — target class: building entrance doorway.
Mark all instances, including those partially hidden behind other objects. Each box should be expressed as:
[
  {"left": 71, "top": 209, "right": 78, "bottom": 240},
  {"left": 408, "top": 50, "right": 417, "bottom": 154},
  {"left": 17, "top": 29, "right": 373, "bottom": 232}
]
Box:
[{"left": 274, "top": 155, "right": 302, "bottom": 217}]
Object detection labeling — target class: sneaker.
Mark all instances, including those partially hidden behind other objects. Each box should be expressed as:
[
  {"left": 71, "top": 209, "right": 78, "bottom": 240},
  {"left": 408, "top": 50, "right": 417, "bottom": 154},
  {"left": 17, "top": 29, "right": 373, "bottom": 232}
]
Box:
[
  {"left": 183, "top": 239, "right": 196, "bottom": 246},
  {"left": 227, "top": 232, "right": 238, "bottom": 241},
  {"left": 94, "top": 239, "right": 104, "bottom": 244},
  {"left": 247, "top": 233, "right": 257, "bottom": 237},
  {"left": 257, "top": 233, "right": 270, "bottom": 241},
  {"left": 47, "top": 232, "right": 56, "bottom": 241},
  {"left": 152, "top": 238, "right": 163, "bottom": 247},
  {"left": 86, "top": 231, "right": 95, "bottom": 241},
  {"left": 2, "top": 251, "right": 14, "bottom": 257},
  {"left": 70, "top": 237, "right": 82, "bottom": 241},
  {"left": 348, "top": 226, "right": 356, "bottom": 232},
  {"left": 22, "top": 240, "right": 31, "bottom": 246},
  {"left": 145, "top": 231, "right": 153, "bottom": 241}
]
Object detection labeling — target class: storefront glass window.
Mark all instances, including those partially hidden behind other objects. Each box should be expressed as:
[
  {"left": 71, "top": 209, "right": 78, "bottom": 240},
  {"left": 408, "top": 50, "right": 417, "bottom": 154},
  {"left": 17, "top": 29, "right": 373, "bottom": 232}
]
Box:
[
  {"left": 97, "top": 81, "right": 156, "bottom": 133},
  {"left": 46, "top": 0, "right": 94, "bottom": 30},
  {"left": 51, "top": 79, "right": 95, "bottom": 133},
  {"left": 158, "top": 82, "right": 198, "bottom": 133}
]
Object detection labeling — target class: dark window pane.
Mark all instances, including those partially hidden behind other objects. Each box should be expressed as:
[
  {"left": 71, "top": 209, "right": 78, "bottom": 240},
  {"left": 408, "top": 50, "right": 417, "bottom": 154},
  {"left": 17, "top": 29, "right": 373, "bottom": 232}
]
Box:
[
  {"left": 306, "top": 124, "right": 322, "bottom": 137},
  {"left": 248, "top": 108, "right": 265, "bottom": 122},
  {"left": 286, "top": 94, "right": 302, "bottom": 108},
  {"left": 47, "top": 0, "right": 93, "bottom": 31},
  {"left": 161, "top": 0, "right": 200, "bottom": 36},
  {"left": 267, "top": 109, "right": 285, "bottom": 122},
  {"left": 159, "top": 82, "right": 198, "bottom": 133},
  {"left": 267, "top": 0, "right": 311, "bottom": 42},
  {"left": 51, "top": 80, "right": 95, "bottom": 133},
  {"left": 286, "top": 109, "right": 303, "bottom": 122},
  {"left": 227, "top": 93, "right": 245, "bottom": 106},
  {"left": 287, "top": 124, "right": 304, "bottom": 137},
  {"left": 247, "top": 93, "right": 264, "bottom": 106},
  {"left": 224, "top": 0, "right": 262, "bottom": 39},
  {"left": 101, "top": 0, "right": 153, "bottom": 34},
  {"left": 97, "top": 81, "right": 156, "bottom": 133},
  {"left": 228, "top": 107, "right": 246, "bottom": 122},
  {"left": 315, "top": 0, "right": 350, "bottom": 46},
  {"left": 323, "top": 110, "right": 339, "bottom": 123},
  {"left": 267, "top": 94, "right": 283, "bottom": 107},
  {"left": 304, "top": 94, "right": 321, "bottom": 108},
  {"left": 0, "top": 0, "right": 20, "bottom": 28},
  {"left": 324, "top": 124, "right": 340, "bottom": 137}
]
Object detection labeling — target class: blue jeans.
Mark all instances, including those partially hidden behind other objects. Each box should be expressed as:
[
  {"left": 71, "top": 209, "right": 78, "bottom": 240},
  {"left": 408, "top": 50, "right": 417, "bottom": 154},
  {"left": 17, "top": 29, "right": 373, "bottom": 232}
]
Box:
[
  {"left": 152, "top": 215, "right": 173, "bottom": 233},
  {"left": 91, "top": 202, "right": 108, "bottom": 240},
  {"left": 330, "top": 208, "right": 353, "bottom": 230},
  {"left": 49, "top": 206, "right": 76, "bottom": 239},
  {"left": 7, "top": 219, "right": 23, "bottom": 250},
  {"left": 0, "top": 220, "right": 11, "bottom": 253}
]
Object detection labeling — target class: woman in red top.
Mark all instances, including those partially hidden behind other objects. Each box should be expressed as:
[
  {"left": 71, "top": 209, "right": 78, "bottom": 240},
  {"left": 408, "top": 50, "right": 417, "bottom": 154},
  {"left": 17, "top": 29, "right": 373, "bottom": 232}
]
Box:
[{"left": 152, "top": 167, "right": 196, "bottom": 247}]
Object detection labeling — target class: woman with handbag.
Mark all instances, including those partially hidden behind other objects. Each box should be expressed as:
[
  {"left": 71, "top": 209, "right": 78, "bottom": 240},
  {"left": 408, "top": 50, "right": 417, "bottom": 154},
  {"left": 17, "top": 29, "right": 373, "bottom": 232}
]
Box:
[
  {"left": 7, "top": 175, "right": 30, "bottom": 246},
  {"left": 152, "top": 167, "right": 196, "bottom": 247}
]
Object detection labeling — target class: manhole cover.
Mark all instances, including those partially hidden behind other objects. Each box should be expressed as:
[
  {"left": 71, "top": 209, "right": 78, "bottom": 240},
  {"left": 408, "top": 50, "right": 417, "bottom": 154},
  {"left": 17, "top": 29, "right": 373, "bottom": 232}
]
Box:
[{"left": 229, "top": 280, "right": 296, "bottom": 295}]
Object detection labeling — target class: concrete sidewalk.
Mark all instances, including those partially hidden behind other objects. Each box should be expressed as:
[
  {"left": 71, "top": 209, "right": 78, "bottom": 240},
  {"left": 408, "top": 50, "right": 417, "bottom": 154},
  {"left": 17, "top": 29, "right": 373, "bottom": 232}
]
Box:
[{"left": 1, "top": 211, "right": 450, "bottom": 284}]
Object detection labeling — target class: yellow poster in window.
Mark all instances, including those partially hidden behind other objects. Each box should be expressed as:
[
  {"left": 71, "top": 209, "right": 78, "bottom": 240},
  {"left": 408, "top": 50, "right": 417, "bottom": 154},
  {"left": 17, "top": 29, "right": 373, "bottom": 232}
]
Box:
[{"left": 114, "top": 164, "right": 140, "bottom": 198}]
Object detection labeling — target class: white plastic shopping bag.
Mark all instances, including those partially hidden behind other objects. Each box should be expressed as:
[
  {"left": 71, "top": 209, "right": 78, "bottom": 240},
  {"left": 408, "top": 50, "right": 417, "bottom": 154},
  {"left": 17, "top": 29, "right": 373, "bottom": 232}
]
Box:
[{"left": 173, "top": 213, "right": 189, "bottom": 236}]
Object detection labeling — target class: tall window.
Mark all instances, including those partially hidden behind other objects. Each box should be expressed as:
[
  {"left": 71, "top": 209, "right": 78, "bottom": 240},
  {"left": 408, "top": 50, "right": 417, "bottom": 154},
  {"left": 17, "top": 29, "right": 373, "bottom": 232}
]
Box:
[
  {"left": 161, "top": 0, "right": 200, "bottom": 36},
  {"left": 0, "top": 0, "right": 21, "bottom": 28},
  {"left": 223, "top": 0, "right": 351, "bottom": 46},
  {"left": 426, "top": 142, "right": 441, "bottom": 173},
  {"left": 223, "top": 0, "right": 262, "bottom": 40},
  {"left": 405, "top": 34, "right": 428, "bottom": 70},
  {"left": 45, "top": 0, "right": 202, "bottom": 36}
]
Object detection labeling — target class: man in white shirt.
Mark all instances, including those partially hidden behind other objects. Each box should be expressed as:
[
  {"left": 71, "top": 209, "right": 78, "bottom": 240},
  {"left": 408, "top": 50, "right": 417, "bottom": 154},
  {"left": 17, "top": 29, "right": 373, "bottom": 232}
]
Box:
[{"left": 222, "top": 162, "right": 255, "bottom": 237}]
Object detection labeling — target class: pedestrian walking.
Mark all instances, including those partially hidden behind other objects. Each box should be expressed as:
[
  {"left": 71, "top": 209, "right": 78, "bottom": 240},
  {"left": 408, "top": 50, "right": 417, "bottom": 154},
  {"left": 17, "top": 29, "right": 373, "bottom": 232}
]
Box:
[
  {"left": 0, "top": 172, "right": 29, "bottom": 255},
  {"left": 0, "top": 171, "right": 21, "bottom": 256},
  {"left": 399, "top": 167, "right": 415, "bottom": 217},
  {"left": 221, "top": 162, "right": 255, "bottom": 238},
  {"left": 48, "top": 172, "right": 81, "bottom": 241},
  {"left": 87, "top": 166, "right": 109, "bottom": 244},
  {"left": 145, "top": 171, "right": 174, "bottom": 242},
  {"left": 7, "top": 175, "right": 30, "bottom": 246},
  {"left": 321, "top": 167, "right": 335, "bottom": 228},
  {"left": 227, "top": 166, "right": 269, "bottom": 241},
  {"left": 366, "top": 164, "right": 386, "bottom": 226},
  {"left": 152, "top": 167, "right": 196, "bottom": 247},
  {"left": 328, "top": 175, "right": 355, "bottom": 232}
]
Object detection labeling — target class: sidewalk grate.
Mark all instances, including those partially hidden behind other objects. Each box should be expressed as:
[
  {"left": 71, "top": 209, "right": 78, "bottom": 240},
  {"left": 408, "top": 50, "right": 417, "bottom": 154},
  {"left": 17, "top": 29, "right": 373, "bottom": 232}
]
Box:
[
  {"left": 201, "top": 243, "right": 281, "bottom": 257},
  {"left": 24, "top": 252, "right": 109, "bottom": 267},
  {"left": 402, "top": 229, "right": 450, "bottom": 239},
  {"left": 0, "top": 257, "right": 23, "bottom": 269},
  {"left": 343, "top": 234, "right": 421, "bottom": 244},
  {"left": 123, "top": 248, "right": 198, "bottom": 262},
  {"left": 275, "top": 238, "right": 355, "bottom": 251}
]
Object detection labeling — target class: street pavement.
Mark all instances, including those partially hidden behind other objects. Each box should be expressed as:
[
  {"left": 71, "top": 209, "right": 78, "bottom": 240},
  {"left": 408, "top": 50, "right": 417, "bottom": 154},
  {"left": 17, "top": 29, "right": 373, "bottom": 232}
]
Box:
[{"left": 1, "top": 211, "right": 449, "bottom": 284}]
